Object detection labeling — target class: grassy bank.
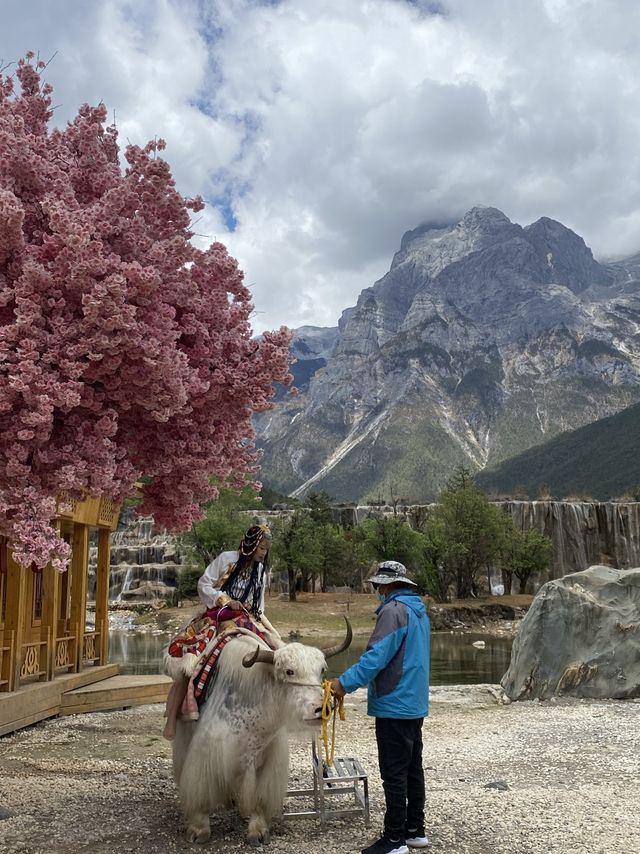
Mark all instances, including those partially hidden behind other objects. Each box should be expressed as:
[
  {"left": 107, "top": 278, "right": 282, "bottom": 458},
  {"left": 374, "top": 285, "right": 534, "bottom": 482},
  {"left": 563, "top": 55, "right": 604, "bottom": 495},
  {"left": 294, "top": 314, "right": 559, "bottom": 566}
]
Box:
[{"left": 133, "top": 592, "right": 533, "bottom": 637}]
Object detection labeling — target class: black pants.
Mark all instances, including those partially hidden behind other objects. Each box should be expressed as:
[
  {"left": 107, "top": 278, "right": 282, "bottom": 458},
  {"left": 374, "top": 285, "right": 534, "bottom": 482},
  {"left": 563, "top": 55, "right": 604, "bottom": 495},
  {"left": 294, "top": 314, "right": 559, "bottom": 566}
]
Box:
[{"left": 375, "top": 716, "right": 425, "bottom": 839}]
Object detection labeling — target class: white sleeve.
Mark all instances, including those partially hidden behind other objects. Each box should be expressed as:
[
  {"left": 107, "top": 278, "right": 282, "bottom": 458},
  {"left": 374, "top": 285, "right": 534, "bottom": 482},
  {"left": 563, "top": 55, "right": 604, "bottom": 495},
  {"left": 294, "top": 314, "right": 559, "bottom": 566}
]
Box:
[
  {"left": 258, "top": 563, "right": 267, "bottom": 613},
  {"left": 197, "top": 551, "right": 237, "bottom": 609}
]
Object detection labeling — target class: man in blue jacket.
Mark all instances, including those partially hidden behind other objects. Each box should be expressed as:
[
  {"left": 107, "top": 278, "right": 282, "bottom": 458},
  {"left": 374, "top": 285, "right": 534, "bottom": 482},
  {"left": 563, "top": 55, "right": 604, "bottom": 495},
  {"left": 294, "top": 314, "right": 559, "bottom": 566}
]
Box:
[{"left": 331, "top": 560, "right": 430, "bottom": 854}]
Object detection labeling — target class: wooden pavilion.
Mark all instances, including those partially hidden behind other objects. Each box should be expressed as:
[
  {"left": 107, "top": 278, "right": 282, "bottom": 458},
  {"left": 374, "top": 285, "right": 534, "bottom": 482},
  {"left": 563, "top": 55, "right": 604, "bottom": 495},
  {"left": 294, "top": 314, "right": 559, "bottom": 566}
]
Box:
[{"left": 0, "top": 495, "right": 170, "bottom": 736}]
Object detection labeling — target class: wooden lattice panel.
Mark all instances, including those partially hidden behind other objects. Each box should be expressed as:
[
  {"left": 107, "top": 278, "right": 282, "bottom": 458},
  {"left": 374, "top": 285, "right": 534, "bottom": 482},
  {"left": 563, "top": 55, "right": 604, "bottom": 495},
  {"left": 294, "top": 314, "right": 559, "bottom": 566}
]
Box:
[
  {"left": 56, "top": 492, "right": 78, "bottom": 519},
  {"left": 56, "top": 493, "right": 120, "bottom": 526},
  {"left": 97, "top": 496, "right": 121, "bottom": 530}
]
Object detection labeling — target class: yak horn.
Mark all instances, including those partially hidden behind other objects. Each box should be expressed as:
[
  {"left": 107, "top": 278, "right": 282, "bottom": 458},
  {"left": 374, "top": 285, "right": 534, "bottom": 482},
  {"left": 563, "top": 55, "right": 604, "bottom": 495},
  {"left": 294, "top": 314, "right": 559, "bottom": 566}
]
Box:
[
  {"left": 321, "top": 617, "right": 353, "bottom": 659},
  {"left": 242, "top": 645, "right": 275, "bottom": 668}
]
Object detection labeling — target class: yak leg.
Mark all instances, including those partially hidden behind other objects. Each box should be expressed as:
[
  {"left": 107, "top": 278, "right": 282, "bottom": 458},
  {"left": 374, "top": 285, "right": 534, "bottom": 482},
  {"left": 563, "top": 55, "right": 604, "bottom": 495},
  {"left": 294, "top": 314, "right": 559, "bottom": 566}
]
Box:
[
  {"left": 177, "top": 742, "right": 212, "bottom": 844},
  {"left": 172, "top": 718, "right": 196, "bottom": 786},
  {"left": 238, "top": 764, "right": 268, "bottom": 845},
  {"left": 247, "top": 813, "right": 269, "bottom": 847},
  {"left": 241, "top": 731, "right": 289, "bottom": 845},
  {"left": 185, "top": 811, "right": 211, "bottom": 845},
  {"left": 257, "top": 730, "right": 289, "bottom": 821}
]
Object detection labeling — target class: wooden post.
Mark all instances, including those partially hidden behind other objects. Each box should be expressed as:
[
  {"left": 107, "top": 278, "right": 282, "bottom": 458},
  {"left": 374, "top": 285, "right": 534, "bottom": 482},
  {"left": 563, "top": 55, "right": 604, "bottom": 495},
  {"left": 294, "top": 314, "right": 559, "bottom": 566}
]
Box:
[
  {"left": 4, "top": 552, "right": 28, "bottom": 691},
  {"left": 0, "top": 630, "right": 15, "bottom": 691},
  {"left": 69, "top": 523, "right": 89, "bottom": 671},
  {"left": 95, "top": 528, "right": 111, "bottom": 665},
  {"left": 42, "top": 560, "right": 61, "bottom": 679}
]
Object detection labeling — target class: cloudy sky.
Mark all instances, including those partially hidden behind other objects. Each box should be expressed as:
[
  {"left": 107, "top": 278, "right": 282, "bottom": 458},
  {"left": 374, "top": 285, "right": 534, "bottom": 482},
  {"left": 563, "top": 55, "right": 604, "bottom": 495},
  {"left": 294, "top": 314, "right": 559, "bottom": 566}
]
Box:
[{"left": 2, "top": 0, "right": 640, "bottom": 332}]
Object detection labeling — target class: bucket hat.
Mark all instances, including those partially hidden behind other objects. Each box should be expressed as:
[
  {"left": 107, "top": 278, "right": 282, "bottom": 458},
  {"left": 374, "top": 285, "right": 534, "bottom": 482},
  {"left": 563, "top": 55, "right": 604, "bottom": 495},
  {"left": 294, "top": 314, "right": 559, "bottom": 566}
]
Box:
[{"left": 368, "top": 560, "right": 417, "bottom": 587}]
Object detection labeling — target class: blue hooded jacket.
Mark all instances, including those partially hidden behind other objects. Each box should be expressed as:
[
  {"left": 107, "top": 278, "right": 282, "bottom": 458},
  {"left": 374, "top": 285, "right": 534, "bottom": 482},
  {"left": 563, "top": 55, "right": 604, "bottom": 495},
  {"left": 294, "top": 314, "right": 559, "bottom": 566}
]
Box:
[{"left": 339, "top": 589, "right": 430, "bottom": 718}]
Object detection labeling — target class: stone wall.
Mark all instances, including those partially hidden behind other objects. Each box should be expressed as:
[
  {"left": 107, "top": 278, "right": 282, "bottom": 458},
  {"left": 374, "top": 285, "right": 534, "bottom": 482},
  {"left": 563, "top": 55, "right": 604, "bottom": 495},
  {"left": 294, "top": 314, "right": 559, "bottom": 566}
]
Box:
[{"left": 502, "top": 501, "right": 640, "bottom": 578}]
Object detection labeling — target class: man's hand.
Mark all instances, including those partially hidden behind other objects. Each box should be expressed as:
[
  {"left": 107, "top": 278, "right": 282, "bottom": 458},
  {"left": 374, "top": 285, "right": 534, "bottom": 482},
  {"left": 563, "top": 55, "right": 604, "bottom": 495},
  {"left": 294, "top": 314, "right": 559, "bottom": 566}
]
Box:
[
  {"left": 228, "top": 600, "right": 244, "bottom": 611},
  {"left": 330, "top": 678, "right": 345, "bottom": 699}
]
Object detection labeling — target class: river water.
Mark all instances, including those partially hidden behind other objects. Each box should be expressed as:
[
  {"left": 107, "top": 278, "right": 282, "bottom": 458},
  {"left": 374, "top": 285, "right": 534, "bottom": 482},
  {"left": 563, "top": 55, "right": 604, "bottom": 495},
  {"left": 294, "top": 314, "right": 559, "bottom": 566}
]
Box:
[{"left": 109, "top": 630, "right": 513, "bottom": 685}]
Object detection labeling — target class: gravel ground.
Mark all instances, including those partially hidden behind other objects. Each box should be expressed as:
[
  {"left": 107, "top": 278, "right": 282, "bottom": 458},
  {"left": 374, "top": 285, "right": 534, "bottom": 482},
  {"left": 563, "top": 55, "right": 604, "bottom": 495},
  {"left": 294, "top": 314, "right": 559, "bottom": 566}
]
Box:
[{"left": 0, "top": 686, "right": 639, "bottom": 854}]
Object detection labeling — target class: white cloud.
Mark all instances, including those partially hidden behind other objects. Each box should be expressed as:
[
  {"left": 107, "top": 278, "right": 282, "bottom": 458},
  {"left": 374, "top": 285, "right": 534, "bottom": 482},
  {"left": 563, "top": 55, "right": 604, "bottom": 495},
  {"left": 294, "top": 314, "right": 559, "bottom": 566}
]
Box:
[{"left": 3, "top": 0, "right": 640, "bottom": 333}]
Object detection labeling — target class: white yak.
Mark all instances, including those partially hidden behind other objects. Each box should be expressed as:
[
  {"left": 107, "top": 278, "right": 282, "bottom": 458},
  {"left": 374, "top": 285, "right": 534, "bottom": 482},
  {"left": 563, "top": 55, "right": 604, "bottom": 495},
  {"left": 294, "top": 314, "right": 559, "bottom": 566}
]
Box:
[{"left": 172, "top": 620, "right": 352, "bottom": 845}]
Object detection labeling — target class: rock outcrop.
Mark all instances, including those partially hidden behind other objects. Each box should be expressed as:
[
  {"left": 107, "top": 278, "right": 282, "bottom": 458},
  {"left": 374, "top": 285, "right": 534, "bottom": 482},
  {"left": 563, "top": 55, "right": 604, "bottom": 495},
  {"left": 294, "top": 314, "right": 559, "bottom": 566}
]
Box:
[
  {"left": 503, "top": 501, "right": 640, "bottom": 578},
  {"left": 501, "top": 565, "right": 640, "bottom": 700},
  {"left": 258, "top": 500, "right": 640, "bottom": 581},
  {"left": 256, "top": 206, "right": 640, "bottom": 502}
]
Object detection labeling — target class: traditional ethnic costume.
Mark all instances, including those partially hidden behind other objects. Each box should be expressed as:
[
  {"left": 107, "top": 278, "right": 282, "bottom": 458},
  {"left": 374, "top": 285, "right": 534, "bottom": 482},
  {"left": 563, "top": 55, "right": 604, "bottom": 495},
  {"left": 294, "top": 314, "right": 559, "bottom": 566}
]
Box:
[{"left": 162, "top": 525, "right": 280, "bottom": 737}]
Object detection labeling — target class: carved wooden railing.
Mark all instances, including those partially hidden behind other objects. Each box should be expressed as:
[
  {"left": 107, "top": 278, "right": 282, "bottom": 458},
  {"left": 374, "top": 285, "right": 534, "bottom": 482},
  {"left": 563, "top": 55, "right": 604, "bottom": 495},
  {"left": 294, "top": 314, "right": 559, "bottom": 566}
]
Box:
[
  {"left": 82, "top": 629, "right": 101, "bottom": 666},
  {"left": 20, "top": 634, "right": 49, "bottom": 682},
  {"left": 95, "top": 617, "right": 107, "bottom": 666},
  {"left": 53, "top": 632, "right": 78, "bottom": 674}
]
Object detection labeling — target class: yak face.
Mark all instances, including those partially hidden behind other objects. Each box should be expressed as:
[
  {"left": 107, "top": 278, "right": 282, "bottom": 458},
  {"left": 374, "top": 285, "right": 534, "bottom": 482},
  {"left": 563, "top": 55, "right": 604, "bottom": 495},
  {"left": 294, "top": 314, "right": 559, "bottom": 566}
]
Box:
[
  {"left": 241, "top": 618, "right": 353, "bottom": 730},
  {"left": 273, "top": 643, "right": 327, "bottom": 727}
]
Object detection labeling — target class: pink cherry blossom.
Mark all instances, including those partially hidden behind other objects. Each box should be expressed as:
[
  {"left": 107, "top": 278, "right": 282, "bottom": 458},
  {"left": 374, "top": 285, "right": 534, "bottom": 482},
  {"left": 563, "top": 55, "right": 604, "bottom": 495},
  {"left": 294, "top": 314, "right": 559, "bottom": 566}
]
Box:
[{"left": 0, "top": 57, "right": 291, "bottom": 571}]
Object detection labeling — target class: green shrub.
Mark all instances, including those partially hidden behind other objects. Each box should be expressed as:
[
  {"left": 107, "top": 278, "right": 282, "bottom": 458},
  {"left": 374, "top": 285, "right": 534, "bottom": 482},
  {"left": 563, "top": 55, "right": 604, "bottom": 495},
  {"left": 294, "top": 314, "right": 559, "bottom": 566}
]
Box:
[{"left": 177, "top": 566, "right": 202, "bottom": 600}]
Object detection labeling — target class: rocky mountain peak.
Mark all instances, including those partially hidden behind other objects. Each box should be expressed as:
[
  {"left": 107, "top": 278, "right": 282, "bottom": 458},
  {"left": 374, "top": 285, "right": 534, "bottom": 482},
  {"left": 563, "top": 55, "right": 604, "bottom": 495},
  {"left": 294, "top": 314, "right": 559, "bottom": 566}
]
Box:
[
  {"left": 459, "top": 205, "right": 519, "bottom": 237},
  {"left": 391, "top": 206, "right": 522, "bottom": 277},
  {"left": 258, "top": 209, "right": 640, "bottom": 503},
  {"left": 280, "top": 325, "right": 339, "bottom": 397},
  {"left": 524, "top": 216, "right": 612, "bottom": 292},
  {"left": 290, "top": 326, "right": 339, "bottom": 361}
]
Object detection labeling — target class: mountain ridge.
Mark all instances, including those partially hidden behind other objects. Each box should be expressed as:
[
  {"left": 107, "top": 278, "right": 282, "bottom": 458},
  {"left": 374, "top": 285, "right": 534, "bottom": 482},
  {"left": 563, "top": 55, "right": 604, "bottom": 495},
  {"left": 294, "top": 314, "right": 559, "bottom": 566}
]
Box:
[{"left": 256, "top": 206, "right": 640, "bottom": 501}]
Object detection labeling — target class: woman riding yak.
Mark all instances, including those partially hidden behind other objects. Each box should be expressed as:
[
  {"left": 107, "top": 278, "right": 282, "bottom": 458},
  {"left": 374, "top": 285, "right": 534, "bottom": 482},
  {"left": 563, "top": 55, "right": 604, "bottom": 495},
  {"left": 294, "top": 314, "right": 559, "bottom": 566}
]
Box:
[{"left": 163, "top": 524, "right": 280, "bottom": 740}]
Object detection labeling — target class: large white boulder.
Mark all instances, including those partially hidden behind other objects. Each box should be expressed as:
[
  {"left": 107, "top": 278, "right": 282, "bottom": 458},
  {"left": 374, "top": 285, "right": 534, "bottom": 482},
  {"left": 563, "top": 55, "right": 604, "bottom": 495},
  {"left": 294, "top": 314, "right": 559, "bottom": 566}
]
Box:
[{"left": 501, "top": 565, "right": 640, "bottom": 700}]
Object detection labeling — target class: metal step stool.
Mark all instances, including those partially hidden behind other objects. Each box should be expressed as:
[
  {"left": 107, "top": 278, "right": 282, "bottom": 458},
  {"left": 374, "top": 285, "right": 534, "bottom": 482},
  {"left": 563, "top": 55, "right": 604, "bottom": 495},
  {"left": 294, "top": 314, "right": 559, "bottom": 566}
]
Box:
[{"left": 284, "top": 738, "right": 370, "bottom": 827}]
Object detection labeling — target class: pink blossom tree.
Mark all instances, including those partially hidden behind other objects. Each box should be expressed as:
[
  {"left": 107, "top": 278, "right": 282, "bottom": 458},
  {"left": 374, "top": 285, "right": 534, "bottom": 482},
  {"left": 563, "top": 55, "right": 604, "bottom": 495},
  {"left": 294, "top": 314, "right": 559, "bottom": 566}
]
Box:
[{"left": 0, "top": 55, "right": 291, "bottom": 571}]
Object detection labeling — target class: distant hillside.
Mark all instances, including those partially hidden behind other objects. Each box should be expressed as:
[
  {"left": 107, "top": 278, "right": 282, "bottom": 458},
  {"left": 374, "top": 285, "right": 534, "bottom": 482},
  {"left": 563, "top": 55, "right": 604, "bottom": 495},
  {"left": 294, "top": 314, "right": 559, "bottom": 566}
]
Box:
[{"left": 476, "top": 402, "right": 640, "bottom": 499}]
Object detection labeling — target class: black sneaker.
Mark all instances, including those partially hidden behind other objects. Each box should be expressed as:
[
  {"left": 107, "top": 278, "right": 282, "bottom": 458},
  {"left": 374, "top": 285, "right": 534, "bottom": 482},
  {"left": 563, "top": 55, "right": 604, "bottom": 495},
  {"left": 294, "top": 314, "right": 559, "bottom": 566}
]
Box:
[
  {"left": 361, "top": 836, "right": 409, "bottom": 854},
  {"left": 405, "top": 827, "right": 429, "bottom": 848}
]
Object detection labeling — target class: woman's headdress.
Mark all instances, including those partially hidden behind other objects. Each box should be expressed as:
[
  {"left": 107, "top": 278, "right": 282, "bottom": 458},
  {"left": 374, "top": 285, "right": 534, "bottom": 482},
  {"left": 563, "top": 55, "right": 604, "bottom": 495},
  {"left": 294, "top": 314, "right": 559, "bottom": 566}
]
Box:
[{"left": 239, "top": 524, "right": 272, "bottom": 557}]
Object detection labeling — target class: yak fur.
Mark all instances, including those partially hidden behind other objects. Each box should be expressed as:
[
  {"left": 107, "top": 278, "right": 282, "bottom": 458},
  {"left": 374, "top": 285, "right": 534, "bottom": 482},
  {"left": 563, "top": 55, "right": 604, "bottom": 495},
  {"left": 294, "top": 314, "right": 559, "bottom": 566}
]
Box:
[{"left": 172, "top": 634, "right": 328, "bottom": 845}]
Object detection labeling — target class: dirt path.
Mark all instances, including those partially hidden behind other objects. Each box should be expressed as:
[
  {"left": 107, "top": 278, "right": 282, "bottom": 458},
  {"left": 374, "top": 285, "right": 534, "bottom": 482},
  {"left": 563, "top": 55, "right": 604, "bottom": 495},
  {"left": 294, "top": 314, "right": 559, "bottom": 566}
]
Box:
[{"left": 1, "top": 687, "right": 638, "bottom": 854}]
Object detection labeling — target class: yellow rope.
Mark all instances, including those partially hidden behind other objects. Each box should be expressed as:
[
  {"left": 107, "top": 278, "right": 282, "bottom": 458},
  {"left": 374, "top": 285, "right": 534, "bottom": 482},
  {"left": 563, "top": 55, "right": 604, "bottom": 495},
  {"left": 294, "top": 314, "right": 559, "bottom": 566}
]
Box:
[{"left": 321, "top": 679, "right": 345, "bottom": 767}]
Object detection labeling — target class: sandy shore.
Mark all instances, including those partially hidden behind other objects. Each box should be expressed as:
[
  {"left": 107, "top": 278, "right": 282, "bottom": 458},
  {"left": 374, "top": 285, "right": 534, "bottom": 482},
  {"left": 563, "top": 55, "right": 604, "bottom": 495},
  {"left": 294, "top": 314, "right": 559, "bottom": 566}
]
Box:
[{"left": 1, "top": 685, "right": 638, "bottom": 854}]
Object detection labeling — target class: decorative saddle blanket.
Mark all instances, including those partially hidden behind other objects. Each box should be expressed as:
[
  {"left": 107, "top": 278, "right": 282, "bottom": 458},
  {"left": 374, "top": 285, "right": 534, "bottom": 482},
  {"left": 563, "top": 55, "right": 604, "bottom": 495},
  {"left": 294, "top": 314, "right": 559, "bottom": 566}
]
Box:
[
  {"left": 167, "top": 606, "right": 266, "bottom": 661},
  {"left": 168, "top": 609, "right": 269, "bottom": 719},
  {"left": 192, "top": 632, "right": 235, "bottom": 707},
  {"left": 167, "top": 614, "right": 217, "bottom": 661}
]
